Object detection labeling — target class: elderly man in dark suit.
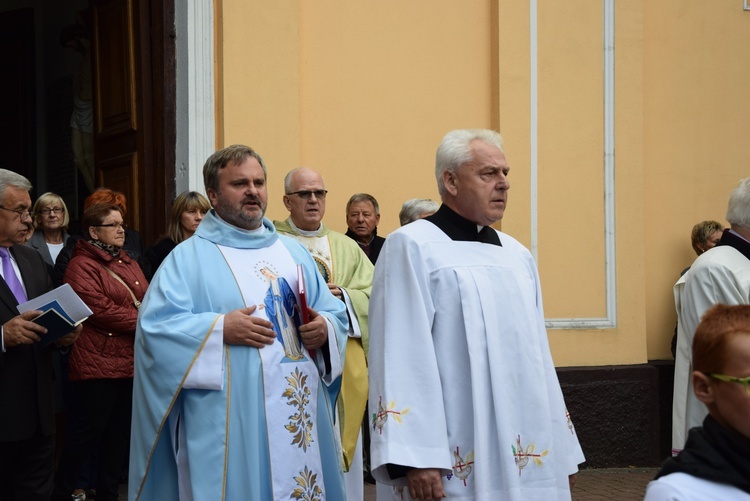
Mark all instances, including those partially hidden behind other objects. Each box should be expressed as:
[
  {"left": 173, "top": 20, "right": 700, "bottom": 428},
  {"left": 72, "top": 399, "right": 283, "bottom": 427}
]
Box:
[{"left": 0, "top": 169, "right": 79, "bottom": 501}]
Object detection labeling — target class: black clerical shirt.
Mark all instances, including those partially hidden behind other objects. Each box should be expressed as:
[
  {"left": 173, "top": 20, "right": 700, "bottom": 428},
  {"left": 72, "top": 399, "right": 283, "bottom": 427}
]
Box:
[{"left": 425, "top": 204, "right": 502, "bottom": 246}]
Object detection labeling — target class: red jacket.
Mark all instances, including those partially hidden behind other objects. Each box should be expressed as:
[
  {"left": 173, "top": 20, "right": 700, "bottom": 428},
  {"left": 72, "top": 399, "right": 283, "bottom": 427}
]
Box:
[{"left": 64, "top": 240, "right": 148, "bottom": 380}]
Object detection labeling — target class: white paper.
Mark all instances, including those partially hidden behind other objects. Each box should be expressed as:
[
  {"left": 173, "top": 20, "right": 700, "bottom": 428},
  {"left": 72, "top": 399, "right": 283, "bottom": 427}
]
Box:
[{"left": 17, "top": 283, "right": 93, "bottom": 323}]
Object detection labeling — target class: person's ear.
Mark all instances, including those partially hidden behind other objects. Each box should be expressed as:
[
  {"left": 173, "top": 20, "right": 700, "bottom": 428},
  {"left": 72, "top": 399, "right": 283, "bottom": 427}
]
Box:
[
  {"left": 206, "top": 188, "right": 218, "bottom": 207},
  {"left": 692, "top": 371, "right": 715, "bottom": 405},
  {"left": 88, "top": 226, "right": 98, "bottom": 241},
  {"left": 283, "top": 195, "right": 292, "bottom": 212},
  {"left": 443, "top": 170, "right": 459, "bottom": 196},
  {"left": 374, "top": 213, "right": 381, "bottom": 226}
]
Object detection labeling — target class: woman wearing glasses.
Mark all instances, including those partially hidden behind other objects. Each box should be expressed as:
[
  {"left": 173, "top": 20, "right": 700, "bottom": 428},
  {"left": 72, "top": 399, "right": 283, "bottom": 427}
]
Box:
[
  {"left": 52, "top": 188, "right": 146, "bottom": 287},
  {"left": 52, "top": 203, "right": 147, "bottom": 501},
  {"left": 26, "top": 192, "right": 70, "bottom": 274}
]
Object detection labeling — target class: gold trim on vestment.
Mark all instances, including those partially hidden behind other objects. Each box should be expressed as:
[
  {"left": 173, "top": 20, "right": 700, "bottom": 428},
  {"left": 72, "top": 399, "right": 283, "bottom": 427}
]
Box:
[
  {"left": 135, "top": 313, "right": 223, "bottom": 500},
  {"left": 222, "top": 344, "right": 231, "bottom": 501},
  {"left": 136, "top": 244, "right": 240, "bottom": 500}
]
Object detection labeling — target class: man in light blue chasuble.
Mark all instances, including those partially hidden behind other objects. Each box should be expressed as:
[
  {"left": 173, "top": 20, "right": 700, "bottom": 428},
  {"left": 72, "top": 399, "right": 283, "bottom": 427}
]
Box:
[{"left": 128, "top": 144, "right": 349, "bottom": 500}]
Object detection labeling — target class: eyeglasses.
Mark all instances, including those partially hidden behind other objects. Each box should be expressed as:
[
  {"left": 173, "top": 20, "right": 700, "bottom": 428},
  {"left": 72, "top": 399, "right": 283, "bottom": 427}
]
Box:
[
  {"left": 709, "top": 373, "right": 750, "bottom": 395},
  {"left": 39, "top": 207, "right": 65, "bottom": 216},
  {"left": 286, "top": 190, "right": 328, "bottom": 200},
  {"left": 93, "top": 222, "right": 128, "bottom": 230},
  {"left": 0, "top": 206, "right": 33, "bottom": 220}
]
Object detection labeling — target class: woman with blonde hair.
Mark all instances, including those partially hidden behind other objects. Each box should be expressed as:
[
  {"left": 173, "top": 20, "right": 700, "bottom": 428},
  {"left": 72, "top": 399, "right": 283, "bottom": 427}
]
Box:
[
  {"left": 690, "top": 220, "right": 724, "bottom": 256},
  {"left": 26, "top": 192, "right": 70, "bottom": 273},
  {"left": 144, "top": 191, "right": 210, "bottom": 279}
]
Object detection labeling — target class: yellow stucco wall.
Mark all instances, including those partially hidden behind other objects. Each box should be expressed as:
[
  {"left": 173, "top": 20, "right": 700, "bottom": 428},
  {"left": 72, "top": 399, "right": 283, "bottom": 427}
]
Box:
[
  {"left": 643, "top": 1, "right": 750, "bottom": 360},
  {"left": 218, "top": 0, "right": 750, "bottom": 367}
]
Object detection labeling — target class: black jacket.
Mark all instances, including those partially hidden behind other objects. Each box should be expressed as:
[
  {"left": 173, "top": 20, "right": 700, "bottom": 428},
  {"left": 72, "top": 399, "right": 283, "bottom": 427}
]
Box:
[{"left": 0, "top": 245, "right": 55, "bottom": 441}]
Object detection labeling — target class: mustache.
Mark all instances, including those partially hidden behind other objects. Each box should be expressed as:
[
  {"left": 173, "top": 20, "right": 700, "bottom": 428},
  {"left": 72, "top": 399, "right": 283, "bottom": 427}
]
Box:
[{"left": 243, "top": 196, "right": 262, "bottom": 205}]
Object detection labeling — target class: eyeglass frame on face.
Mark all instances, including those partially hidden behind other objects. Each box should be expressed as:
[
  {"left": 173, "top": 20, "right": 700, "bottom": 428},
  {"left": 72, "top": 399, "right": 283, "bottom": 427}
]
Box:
[
  {"left": 92, "top": 222, "right": 128, "bottom": 230},
  {"left": 39, "top": 207, "right": 65, "bottom": 216},
  {"left": 0, "top": 205, "right": 33, "bottom": 220},
  {"left": 285, "top": 190, "right": 328, "bottom": 200},
  {"left": 709, "top": 373, "right": 750, "bottom": 395}
]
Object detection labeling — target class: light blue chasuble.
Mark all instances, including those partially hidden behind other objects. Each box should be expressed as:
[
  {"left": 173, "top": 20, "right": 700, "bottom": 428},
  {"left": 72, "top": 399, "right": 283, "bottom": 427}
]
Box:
[{"left": 129, "top": 212, "right": 348, "bottom": 501}]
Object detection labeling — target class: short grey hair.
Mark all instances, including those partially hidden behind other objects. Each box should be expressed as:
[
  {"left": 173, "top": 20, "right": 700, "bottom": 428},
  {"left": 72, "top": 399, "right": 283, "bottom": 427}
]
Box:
[
  {"left": 346, "top": 193, "right": 379, "bottom": 215},
  {"left": 727, "top": 177, "right": 750, "bottom": 228},
  {"left": 399, "top": 198, "right": 440, "bottom": 226},
  {"left": 283, "top": 168, "right": 300, "bottom": 193},
  {"left": 203, "top": 145, "right": 266, "bottom": 193},
  {"left": 0, "top": 169, "right": 33, "bottom": 200},
  {"left": 435, "top": 129, "right": 504, "bottom": 197},
  {"left": 283, "top": 167, "right": 326, "bottom": 194}
]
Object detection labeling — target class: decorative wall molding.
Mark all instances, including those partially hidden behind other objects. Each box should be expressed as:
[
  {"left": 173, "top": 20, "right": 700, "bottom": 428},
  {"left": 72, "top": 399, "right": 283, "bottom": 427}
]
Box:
[
  {"left": 175, "top": 1, "right": 216, "bottom": 194},
  {"left": 535, "top": 0, "right": 617, "bottom": 329}
]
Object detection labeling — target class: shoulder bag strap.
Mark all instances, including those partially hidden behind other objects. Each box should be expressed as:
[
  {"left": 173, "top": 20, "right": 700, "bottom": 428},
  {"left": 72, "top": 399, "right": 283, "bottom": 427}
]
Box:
[{"left": 104, "top": 267, "right": 141, "bottom": 309}]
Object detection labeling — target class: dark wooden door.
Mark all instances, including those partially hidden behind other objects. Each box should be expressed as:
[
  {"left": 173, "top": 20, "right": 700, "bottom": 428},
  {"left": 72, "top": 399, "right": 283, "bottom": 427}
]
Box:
[{"left": 90, "top": 0, "right": 174, "bottom": 245}]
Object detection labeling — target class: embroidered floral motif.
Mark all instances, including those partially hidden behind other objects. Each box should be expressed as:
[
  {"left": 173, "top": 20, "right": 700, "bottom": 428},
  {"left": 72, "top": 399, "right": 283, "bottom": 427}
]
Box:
[
  {"left": 372, "top": 395, "right": 410, "bottom": 434},
  {"left": 291, "top": 465, "right": 323, "bottom": 500},
  {"left": 284, "top": 368, "right": 314, "bottom": 451},
  {"left": 512, "top": 435, "right": 549, "bottom": 476}
]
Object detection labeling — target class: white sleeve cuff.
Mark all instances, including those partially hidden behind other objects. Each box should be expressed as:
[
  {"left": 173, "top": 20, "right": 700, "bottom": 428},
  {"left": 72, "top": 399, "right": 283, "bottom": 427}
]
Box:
[
  {"left": 341, "top": 289, "right": 362, "bottom": 338},
  {"left": 183, "top": 315, "right": 225, "bottom": 390},
  {"left": 319, "top": 316, "right": 342, "bottom": 384}
]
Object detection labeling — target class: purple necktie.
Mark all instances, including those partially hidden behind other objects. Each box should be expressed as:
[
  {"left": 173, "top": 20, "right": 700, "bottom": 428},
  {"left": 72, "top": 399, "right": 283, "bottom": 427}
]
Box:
[{"left": 0, "top": 247, "right": 28, "bottom": 304}]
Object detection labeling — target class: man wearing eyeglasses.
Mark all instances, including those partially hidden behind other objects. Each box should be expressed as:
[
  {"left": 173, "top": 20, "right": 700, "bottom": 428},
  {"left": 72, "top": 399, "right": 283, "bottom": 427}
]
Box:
[
  {"left": 673, "top": 177, "right": 750, "bottom": 457},
  {"left": 0, "top": 169, "right": 80, "bottom": 500},
  {"left": 275, "top": 167, "right": 374, "bottom": 501}
]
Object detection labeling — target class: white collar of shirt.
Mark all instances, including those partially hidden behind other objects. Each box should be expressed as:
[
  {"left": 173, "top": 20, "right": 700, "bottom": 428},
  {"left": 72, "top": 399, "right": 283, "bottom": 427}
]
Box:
[
  {"left": 0, "top": 247, "right": 26, "bottom": 353},
  {"left": 0, "top": 248, "right": 25, "bottom": 286},
  {"left": 288, "top": 219, "right": 322, "bottom": 237},
  {"left": 728, "top": 229, "right": 750, "bottom": 244}
]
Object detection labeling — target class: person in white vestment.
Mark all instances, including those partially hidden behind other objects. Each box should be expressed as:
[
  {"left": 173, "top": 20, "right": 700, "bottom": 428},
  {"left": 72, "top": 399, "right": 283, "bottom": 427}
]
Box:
[
  {"left": 274, "top": 167, "right": 373, "bottom": 501},
  {"left": 645, "top": 304, "right": 750, "bottom": 500},
  {"left": 369, "top": 129, "right": 585, "bottom": 500},
  {"left": 129, "top": 145, "right": 348, "bottom": 500},
  {"left": 673, "top": 177, "right": 750, "bottom": 455}
]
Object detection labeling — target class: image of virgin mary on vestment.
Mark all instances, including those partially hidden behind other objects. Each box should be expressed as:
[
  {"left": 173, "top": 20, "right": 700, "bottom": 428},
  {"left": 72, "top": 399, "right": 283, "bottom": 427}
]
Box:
[{"left": 261, "top": 266, "right": 305, "bottom": 361}]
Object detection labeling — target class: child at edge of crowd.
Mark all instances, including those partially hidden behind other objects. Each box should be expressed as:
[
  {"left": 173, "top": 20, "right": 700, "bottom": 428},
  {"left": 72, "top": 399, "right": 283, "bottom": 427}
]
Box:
[{"left": 644, "top": 304, "right": 750, "bottom": 500}]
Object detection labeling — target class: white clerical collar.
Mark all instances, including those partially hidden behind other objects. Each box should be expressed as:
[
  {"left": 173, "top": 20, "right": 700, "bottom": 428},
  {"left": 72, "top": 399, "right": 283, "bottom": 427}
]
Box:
[
  {"left": 288, "top": 218, "right": 322, "bottom": 237},
  {"left": 215, "top": 213, "right": 267, "bottom": 235},
  {"left": 729, "top": 228, "right": 750, "bottom": 244}
]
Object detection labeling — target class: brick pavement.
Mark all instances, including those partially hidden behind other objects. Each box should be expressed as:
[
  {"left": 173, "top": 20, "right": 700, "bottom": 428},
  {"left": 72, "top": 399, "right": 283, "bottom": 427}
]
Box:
[
  {"left": 363, "top": 468, "right": 659, "bottom": 500},
  {"left": 573, "top": 468, "right": 659, "bottom": 501},
  {"left": 123, "top": 467, "right": 659, "bottom": 500}
]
